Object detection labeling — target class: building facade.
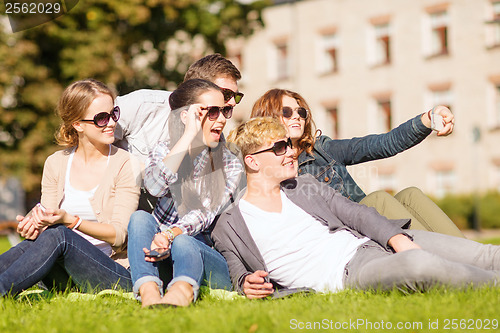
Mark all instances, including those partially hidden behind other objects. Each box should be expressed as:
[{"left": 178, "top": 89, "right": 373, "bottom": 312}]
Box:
[{"left": 226, "top": 0, "right": 500, "bottom": 197}]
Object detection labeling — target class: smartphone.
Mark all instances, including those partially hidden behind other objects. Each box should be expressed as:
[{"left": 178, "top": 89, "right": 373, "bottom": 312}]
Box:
[
  {"left": 431, "top": 113, "right": 445, "bottom": 132},
  {"left": 145, "top": 249, "right": 171, "bottom": 258},
  {"left": 24, "top": 203, "right": 47, "bottom": 219}
]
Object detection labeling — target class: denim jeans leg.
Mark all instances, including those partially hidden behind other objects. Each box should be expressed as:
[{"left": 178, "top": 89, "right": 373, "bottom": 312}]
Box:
[
  {"left": 0, "top": 225, "right": 132, "bottom": 296},
  {"left": 127, "top": 210, "right": 164, "bottom": 299},
  {"left": 168, "top": 234, "right": 232, "bottom": 301},
  {"left": 0, "top": 239, "right": 36, "bottom": 274}
]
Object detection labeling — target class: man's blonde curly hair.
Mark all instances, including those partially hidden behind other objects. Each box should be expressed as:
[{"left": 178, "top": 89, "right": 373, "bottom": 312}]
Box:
[{"left": 227, "top": 117, "right": 288, "bottom": 158}]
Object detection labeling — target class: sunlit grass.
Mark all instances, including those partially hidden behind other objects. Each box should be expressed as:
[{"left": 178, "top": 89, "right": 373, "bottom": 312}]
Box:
[{"left": 0, "top": 235, "right": 499, "bottom": 332}]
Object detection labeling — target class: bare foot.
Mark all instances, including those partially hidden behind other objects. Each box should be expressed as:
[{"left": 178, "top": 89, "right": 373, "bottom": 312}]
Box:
[
  {"left": 160, "top": 281, "right": 194, "bottom": 307},
  {"left": 139, "top": 281, "right": 162, "bottom": 308}
]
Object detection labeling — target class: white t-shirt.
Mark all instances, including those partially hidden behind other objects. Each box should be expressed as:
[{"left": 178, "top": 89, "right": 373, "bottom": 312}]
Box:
[
  {"left": 114, "top": 89, "right": 172, "bottom": 163},
  {"left": 239, "top": 191, "right": 368, "bottom": 292},
  {"left": 60, "top": 148, "right": 113, "bottom": 257}
]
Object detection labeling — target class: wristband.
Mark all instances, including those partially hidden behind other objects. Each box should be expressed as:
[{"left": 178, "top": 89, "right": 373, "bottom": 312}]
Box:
[
  {"left": 68, "top": 215, "right": 80, "bottom": 229},
  {"left": 72, "top": 217, "right": 83, "bottom": 230},
  {"left": 161, "top": 228, "right": 175, "bottom": 245}
]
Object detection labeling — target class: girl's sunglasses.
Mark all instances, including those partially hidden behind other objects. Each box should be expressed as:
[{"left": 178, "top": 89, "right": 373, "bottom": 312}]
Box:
[
  {"left": 250, "top": 138, "right": 293, "bottom": 156},
  {"left": 80, "top": 106, "right": 120, "bottom": 128},
  {"left": 202, "top": 105, "right": 234, "bottom": 121},
  {"left": 220, "top": 88, "right": 244, "bottom": 104},
  {"left": 282, "top": 106, "right": 308, "bottom": 119}
]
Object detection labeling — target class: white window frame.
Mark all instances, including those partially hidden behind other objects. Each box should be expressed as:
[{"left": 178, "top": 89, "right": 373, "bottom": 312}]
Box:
[
  {"left": 368, "top": 23, "right": 391, "bottom": 66},
  {"left": 316, "top": 33, "right": 338, "bottom": 74},
  {"left": 434, "top": 169, "right": 456, "bottom": 198},
  {"left": 423, "top": 10, "right": 449, "bottom": 57}
]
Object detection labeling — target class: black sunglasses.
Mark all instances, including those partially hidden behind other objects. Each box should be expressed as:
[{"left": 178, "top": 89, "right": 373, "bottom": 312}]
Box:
[
  {"left": 202, "top": 105, "right": 234, "bottom": 121},
  {"left": 282, "top": 106, "right": 308, "bottom": 119},
  {"left": 251, "top": 138, "right": 293, "bottom": 156},
  {"left": 80, "top": 106, "right": 120, "bottom": 128},
  {"left": 220, "top": 88, "right": 244, "bottom": 104}
]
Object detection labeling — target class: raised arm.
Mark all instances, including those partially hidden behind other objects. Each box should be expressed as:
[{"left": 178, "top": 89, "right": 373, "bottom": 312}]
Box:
[
  {"left": 322, "top": 107, "right": 452, "bottom": 166},
  {"left": 144, "top": 104, "right": 204, "bottom": 197}
]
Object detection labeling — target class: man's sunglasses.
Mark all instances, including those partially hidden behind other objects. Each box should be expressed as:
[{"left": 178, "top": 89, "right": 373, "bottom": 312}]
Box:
[
  {"left": 250, "top": 138, "right": 293, "bottom": 156},
  {"left": 202, "top": 105, "right": 234, "bottom": 121},
  {"left": 220, "top": 88, "right": 244, "bottom": 104},
  {"left": 80, "top": 106, "right": 120, "bottom": 128},
  {"left": 282, "top": 106, "right": 308, "bottom": 119}
]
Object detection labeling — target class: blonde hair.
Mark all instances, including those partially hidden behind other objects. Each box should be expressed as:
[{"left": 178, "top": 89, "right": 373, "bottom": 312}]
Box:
[
  {"left": 251, "top": 89, "right": 316, "bottom": 155},
  {"left": 227, "top": 117, "right": 288, "bottom": 158},
  {"left": 55, "top": 79, "right": 115, "bottom": 148}
]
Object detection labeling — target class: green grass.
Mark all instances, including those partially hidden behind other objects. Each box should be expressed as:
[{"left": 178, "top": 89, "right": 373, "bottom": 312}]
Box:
[
  {"left": 0, "top": 236, "right": 11, "bottom": 254},
  {"left": 0, "top": 236, "right": 499, "bottom": 333},
  {"left": 0, "top": 288, "right": 498, "bottom": 333},
  {"left": 479, "top": 237, "right": 500, "bottom": 245}
]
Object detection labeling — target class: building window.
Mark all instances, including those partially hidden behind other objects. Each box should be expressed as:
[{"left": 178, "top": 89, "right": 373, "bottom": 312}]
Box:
[
  {"left": 486, "top": 1, "right": 500, "bottom": 47},
  {"left": 317, "top": 33, "right": 338, "bottom": 74},
  {"left": 327, "top": 106, "right": 339, "bottom": 139},
  {"left": 429, "top": 11, "right": 449, "bottom": 56},
  {"left": 378, "top": 173, "right": 396, "bottom": 195},
  {"left": 374, "top": 23, "right": 391, "bottom": 65},
  {"left": 435, "top": 169, "right": 456, "bottom": 198},
  {"left": 428, "top": 84, "right": 453, "bottom": 112},
  {"left": 431, "top": 89, "right": 453, "bottom": 110},
  {"left": 275, "top": 42, "right": 289, "bottom": 81},
  {"left": 376, "top": 98, "right": 392, "bottom": 132}
]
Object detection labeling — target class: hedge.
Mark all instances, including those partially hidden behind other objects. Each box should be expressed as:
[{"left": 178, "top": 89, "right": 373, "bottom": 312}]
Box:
[{"left": 432, "top": 191, "right": 500, "bottom": 230}]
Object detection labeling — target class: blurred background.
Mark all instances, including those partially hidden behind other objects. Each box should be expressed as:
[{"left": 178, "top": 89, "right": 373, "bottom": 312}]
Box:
[{"left": 0, "top": 0, "right": 499, "bottom": 232}]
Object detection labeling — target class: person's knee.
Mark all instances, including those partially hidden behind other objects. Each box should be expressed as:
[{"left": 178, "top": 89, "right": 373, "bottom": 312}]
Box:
[
  {"left": 171, "top": 234, "right": 193, "bottom": 249},
  {"left": 35, "top": 224, "right": 69, "bottom": 246},
  {"left": 171, "top": 235, "right": 198, "bottom": 257},
  {"left": 360, "top": 190, "right": 395, "bottom": 210},
  {"left": 128, "top": 210, "right": 155, "bottom": 233},
  {"left": 42, "top": 224, "right": 69, "bottom": 237},
  {"left": 368, "top": 190, "right": 392, "bottom": 199},
  {"left": 395, "top": 187, "right": 424, "bottom": 202}
]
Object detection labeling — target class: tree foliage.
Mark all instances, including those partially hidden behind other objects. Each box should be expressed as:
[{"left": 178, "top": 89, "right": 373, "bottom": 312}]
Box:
[{"left": 0, "top": 0, "right": 268, "bottom": 204}]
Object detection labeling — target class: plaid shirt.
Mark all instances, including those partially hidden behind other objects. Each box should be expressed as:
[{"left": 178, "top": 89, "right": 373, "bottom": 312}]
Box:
[{"left": 144, "top": 140, "right": 243, "bottom": 236}]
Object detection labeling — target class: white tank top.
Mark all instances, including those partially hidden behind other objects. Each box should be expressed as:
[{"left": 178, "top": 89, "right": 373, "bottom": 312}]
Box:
[{"left": 60, "top": 146, "right": 112, "bottom": 256}]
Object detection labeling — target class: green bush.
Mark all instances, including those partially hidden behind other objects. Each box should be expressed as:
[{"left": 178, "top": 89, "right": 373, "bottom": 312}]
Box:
[{"left": 433, "top": 191, "right": 500, "bottom": 230}]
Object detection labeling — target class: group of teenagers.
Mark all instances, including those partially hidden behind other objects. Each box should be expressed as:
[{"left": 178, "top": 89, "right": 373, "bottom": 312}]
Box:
[{"left": 1, "top": 54, "right": 499, "bottom": 308}]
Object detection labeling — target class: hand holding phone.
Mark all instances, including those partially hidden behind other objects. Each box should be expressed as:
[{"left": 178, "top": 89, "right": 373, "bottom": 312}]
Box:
[
  {"left": 16, "top": 203, "right": 46, "bottom": 240},
  {"left": 431, "top": 113, "right": 444, "bottom": 132},
  {"left": 145, "top": 248, "right": 170, "bottom": 258},
  {"left": 24, "top": 203, "right": 47, "bottom": 219}
]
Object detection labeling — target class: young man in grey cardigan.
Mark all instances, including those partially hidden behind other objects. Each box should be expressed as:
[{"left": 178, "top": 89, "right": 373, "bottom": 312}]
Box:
[{"left": 212, "top": 117, "right": 499, "bottom": 298}]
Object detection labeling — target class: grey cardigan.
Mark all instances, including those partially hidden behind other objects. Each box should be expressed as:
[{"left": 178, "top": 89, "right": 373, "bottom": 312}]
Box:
[{"left": 212, "top": 174, "right": 411, "bottom": 294}]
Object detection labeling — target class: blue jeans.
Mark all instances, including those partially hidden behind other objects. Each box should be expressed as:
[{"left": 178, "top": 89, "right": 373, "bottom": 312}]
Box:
[
  {"left": 0, "top": 225, "right": 132, "bottom": 296},
  {"left": 128, "top": 210, "right": 232, "bottom": 301}
]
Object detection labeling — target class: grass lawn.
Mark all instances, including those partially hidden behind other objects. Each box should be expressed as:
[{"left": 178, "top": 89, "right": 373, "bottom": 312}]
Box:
[{"left": 0, "top": 236, "right": 499, "bottom": 333}]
